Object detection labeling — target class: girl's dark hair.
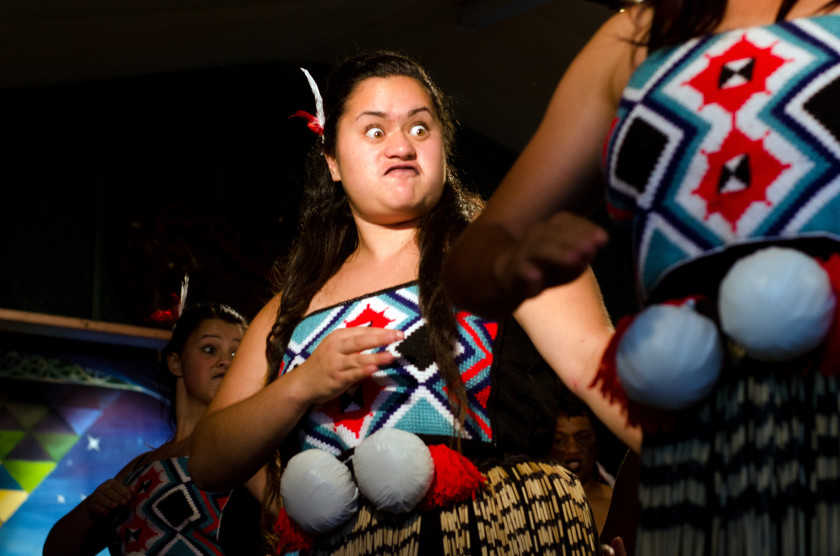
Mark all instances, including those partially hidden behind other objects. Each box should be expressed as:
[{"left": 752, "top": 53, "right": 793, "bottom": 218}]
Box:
[
  {"left": 157, "top": 302, "right": 249, "bottom": 430},
  {"left": 639, "top": 0, "right": 840, "bottom": 52},
  {"left": 260, "top": 50, "right": 484, "bottom": 547}
]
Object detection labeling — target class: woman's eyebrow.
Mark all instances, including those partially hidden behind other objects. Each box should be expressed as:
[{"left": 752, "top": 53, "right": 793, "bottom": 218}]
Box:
[{"left": 355, "top": 106, "right": 432, "bottom": 121}]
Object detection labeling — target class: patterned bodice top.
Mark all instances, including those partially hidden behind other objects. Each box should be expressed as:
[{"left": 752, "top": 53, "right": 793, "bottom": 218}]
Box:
[
  {"left": 110, "top": 457, "right": 231, "bottom": 555},
  {"left": 604, "top": 14, "right": 840, "bottom": 302},
  {"left": 280, "top": 282, "right": 501, "bottom": 459}
]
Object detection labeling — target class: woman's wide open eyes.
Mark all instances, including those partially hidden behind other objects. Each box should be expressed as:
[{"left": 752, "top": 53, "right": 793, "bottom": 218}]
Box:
[
  {"left": 364, "top": 126, "right": 385, "bottom": 139},
  {"left": 363, "top": 123, "right": 429, "bottom": 139}
]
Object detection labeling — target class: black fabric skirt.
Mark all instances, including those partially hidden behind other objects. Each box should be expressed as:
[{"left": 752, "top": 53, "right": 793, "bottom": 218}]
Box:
[{"left": 636, "top": 357, "right": 840, "bottom": 555}]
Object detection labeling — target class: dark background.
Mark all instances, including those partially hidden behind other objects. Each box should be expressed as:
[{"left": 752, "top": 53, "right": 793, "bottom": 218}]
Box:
[
  {"left": 0, "top": 0, "right": 637, "bottom": 326},
  {"left": 0, "top": 60, "right": 532, "bottom": 324},
  {"left": 0, "top": 57, "right": 636, "bottom": 327}
]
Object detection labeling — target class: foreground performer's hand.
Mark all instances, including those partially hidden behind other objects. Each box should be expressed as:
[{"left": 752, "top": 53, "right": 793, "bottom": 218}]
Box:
[
  {"left": 600, "top": 537, "right": 627, "bottom": 556},
  {"left": 293, "top": 327, "right": 403, "bottom": 404},
  {"left": 495, "top": 211, "right": 608, "bottom": 302}
]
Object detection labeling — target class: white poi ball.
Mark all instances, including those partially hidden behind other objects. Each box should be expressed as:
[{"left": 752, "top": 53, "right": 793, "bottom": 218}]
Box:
[
  {"left": 616, "top": 303, "right": 723, "bottom": 410},
  {"left": 352, "top": 428, "right": 434, "bottom": 514},
  {"left": 280, "top": 449, "right": 359, "bottom": 534},
  {"left": 718, "top": 247, "right": 836, "bottom": 361}
]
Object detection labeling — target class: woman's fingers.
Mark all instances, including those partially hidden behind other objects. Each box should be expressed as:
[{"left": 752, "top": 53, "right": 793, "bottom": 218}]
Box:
[
  {"left": 337, "top": 327, "right": 404, "bottom": 355},
  {"left": 505, "top": 212, "right": 608, "bottom": 298},
  {"left": 298, "top": 327, "right": 405, "bottom": 404},
  {"left": 86, "top": 481, "right": 133, "bottom": 517},
  {"left": 337, "top": 328, "right": 403, "bottom": 376},
  {"left": 527, "top": 213, "right": 606, "bottom": 266}
]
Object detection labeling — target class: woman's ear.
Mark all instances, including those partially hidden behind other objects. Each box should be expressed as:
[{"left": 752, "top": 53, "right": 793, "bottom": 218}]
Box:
[
  {"left": 325, "top": 154, "right": 342, "bottom": 182},
  {"left": 167, "top": 352, "right": 183, "bottom": 377}
]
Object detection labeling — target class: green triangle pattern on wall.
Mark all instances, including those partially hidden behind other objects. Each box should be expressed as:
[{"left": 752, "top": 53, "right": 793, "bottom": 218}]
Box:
[
  {"left": 4, "top": 403, "right": 50, "bottom": 431},
  {"left": 0, "top": 431, "right": 25, "bottom": 461},
  {"left": 2, "top": 460, "right": 56, "bottom": 493},
  {"left": 32, "top": 433, "right": 78, "bottom": 462},
  {"left": 0, "top": 349, "right": 155, "bottom": 531}
]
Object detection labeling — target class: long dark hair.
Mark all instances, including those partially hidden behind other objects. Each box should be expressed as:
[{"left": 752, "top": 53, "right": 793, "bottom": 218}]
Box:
[
  {"left": 638, "top": 0, "right": 840, "bottom": 52},
  {"left": 157, "top": 302, "right": 249, "bottom": 431},
  {"left": 260, "top": 50, "right": 483, "bottom": 545}
]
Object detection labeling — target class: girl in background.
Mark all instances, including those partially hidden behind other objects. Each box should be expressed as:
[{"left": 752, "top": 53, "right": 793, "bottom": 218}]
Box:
[{"left": 44, "top": 301, "right": 251, "bottom": 555}]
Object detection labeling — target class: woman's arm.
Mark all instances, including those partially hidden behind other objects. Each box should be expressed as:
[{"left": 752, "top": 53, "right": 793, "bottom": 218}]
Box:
[
  {"left": 43, "top": 480, "right": 129, "bottom": 556},
  {"left": 43, "top": 455, "right": 142, "bottom": 556},
  {"left": 444, "top": 8, "right": 645, "bottom": 319},
  {"left": 189, "top": 294, "right": 404, "bottom": 490},
  {"left": 189, "top": 294, "right": 302, "bottom": 490},
  {"left": 514, "top": 269, "right": 642, "bottom": 453}
]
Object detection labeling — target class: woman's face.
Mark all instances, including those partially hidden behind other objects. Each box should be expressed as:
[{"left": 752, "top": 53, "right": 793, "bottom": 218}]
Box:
[
  {"left": 325, "top": 75, "right": 447, "bottom": 227},
  {"left": 168, "top": 318, "right": 245, "bottom": 407}
]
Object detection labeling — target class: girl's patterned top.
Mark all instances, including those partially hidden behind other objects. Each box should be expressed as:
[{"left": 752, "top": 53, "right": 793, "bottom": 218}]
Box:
[
  {"left": 109, "top": 457, "right": 230, "bottom": 555},
  {"left": 281, "top": 282, "right": 499, "bottom": 459},
  {"left": 605, "top": 14, "right": 840, "bottom": 301}
]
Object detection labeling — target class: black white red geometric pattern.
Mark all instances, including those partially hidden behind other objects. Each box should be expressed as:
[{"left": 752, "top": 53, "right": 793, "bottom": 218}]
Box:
[
  {"left": 603, "top": 14, "right": 840, "bottom": 555},
  {"left": 281, "top": 282, "right": 497, "bottom": 460},
  {"left": 605, "top": 14, "right": 840, "bottom": 301},
  {"left": 111, "top": 457, "right": 230, "bottom": 555}
]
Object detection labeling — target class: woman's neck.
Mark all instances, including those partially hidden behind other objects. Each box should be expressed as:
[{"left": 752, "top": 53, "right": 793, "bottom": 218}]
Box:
[
  {"left": 356, "top": 230, "right": 417, "bottom": 265},
  {"left": 171, "top": 389, "right": 209, "bottom": 450},
  {"left": 308, "top": 224, "right": 420, "bottom": 312},
  {"left": 353, "top": 218, "right": 419, "bottom": 261}
]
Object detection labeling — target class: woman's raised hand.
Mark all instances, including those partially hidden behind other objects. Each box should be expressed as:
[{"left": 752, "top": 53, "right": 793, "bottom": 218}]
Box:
[
  {"left": 291, "top": 327, "right": 404, "bottom": 405},
  {"left": 495, "top": 211, "right": 608, "bottom": 303},
  {"left": 83, "top": 479, "right": 134, "bottom": 519}
]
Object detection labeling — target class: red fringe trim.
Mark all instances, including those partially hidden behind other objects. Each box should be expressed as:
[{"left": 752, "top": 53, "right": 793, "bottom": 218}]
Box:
[
  {"left": 590, "top": 314, "right": 633, "bottom": 410},
  {"left": 818, "top": 254, "right": 840, "bottom": 376},
  {"left": 420, "top": 444, "right": 486, "bottom": 511},
  {"left": 590, "top": 312, "right": 678, "bottom": 434},
  {"left": 273, "top": 508, "right": 313, "bottom": 555}
]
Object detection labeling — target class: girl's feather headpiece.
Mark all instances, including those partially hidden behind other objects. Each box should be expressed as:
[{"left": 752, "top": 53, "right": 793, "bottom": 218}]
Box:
[
  {"left": 289, "top": 68, "right": 325, "bottom": 138},
  {"left": 151, "top": 274, "right": 190, "bottom": 326}
]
